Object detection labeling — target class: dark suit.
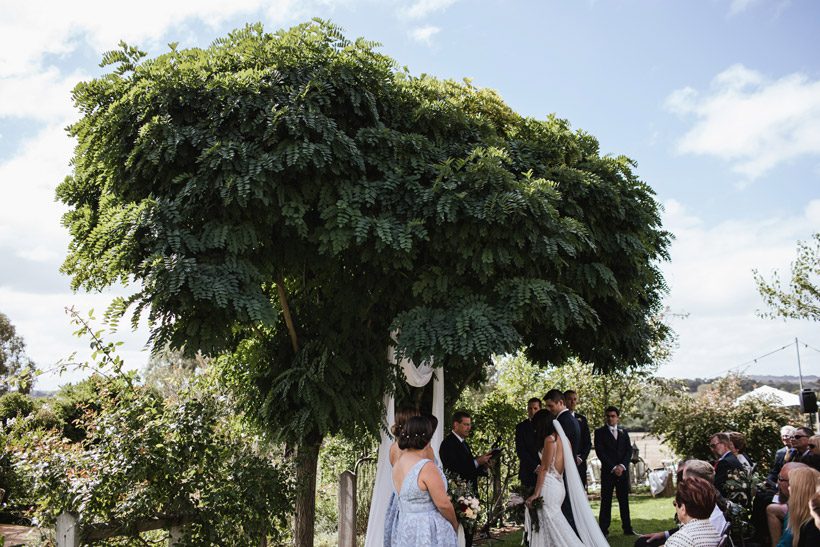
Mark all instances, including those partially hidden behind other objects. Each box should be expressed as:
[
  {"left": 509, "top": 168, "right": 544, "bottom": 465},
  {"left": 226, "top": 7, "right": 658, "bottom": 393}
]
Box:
[
  {"left": 515, "top": 418, "right": 540, "bottom": 487},
  {"left": 714, "top": 452, "right": 743, "bottom": 498},
  {"left": 440, "top": 432, "right": 486, "bottom": 547},
  {"left": 766, "top": 446, "right": 787, "bottom": 485},
  {"left": 575, "top": 412, "right": 591, "bottom": 488},
  {"left": 556, "top": 409, "right": 581, "bottom": 534},
  {"left": 594, "top": 425, "right": 633, "bottom": 535}
]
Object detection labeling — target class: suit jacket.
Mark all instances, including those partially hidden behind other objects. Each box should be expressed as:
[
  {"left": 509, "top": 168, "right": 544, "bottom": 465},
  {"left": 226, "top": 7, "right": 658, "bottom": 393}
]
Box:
[
  {"left": 714, "top": 452, "right": 743, "bottom": 496},
  {"left": 766, "top": 446, "right": 787, "bottom": 485},
  {"left": 440, "top": 433, "right": 487, "bottom": 492},
  {"left": 515, "top": 418, "right": 540, "bottom": 486},
  {"left": 575, "top": 412, "right": 591, "bottom": 463},
  {"left": 556, "top": 409, "right": 580, "bottom": 458},
  {"left": 594, "top": 425, "right": 631, "bottom": 477}
]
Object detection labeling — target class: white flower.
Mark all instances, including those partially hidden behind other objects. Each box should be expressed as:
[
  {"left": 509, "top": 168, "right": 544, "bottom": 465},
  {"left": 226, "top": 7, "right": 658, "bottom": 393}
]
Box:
[
  {"left": 464, "top": 508, "right": 476, "bottom": 519},
  {"left": 470, "top": 498, "right": 480, "bottom": 510}
]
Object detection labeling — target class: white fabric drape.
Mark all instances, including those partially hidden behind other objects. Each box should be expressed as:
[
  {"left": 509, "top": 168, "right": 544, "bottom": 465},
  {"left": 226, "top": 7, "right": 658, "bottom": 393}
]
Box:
[
  {"left": 363, "top": 342, "right": 444, "bottom": 547},
  {"left": 554, "top": 421, "right": 610, "bottom": 547}
]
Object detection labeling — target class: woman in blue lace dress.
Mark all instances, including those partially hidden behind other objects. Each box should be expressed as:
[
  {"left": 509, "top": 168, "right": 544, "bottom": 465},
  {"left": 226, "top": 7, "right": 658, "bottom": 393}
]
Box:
[
  {"left": 384, "top": 407, "right": 421, "bottom": 547},
  {"left": 392, "top": 416, "right": 458, "bottom": 547}
]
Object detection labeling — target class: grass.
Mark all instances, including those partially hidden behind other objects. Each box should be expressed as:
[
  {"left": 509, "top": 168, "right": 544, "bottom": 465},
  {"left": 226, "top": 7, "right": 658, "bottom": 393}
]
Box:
[{"left": 483, "top": 494, "right": 675, "bottom": 547}]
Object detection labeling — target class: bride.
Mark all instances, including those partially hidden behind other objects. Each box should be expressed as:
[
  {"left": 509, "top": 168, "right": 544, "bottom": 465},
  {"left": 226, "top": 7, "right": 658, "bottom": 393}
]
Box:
[{"left": 526, "top": 409, "right": 609, "bottom": 547}]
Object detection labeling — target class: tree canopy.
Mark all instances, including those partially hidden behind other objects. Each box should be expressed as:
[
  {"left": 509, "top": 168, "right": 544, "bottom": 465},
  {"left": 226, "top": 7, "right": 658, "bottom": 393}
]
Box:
[{"left": 57, "top": 20, "right": 670, "bottom": 542}]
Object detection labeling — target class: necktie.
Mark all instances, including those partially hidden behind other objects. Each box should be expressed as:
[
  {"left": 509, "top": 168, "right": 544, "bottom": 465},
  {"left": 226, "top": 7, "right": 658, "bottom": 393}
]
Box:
[{"left": 611, "top": 427, "right": 618, "bottom": 440}]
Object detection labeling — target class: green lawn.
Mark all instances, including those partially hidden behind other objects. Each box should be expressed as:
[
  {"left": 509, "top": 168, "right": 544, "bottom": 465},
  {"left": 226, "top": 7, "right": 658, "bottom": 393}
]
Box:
[{"left": 484, "top": 494, "right": 675, "bottom": 547}]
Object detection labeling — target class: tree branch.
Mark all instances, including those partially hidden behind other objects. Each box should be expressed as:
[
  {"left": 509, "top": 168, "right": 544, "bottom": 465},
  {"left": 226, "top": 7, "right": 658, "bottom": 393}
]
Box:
[{"left": 276, "top": 276, "right": 299, "bottom": 353}]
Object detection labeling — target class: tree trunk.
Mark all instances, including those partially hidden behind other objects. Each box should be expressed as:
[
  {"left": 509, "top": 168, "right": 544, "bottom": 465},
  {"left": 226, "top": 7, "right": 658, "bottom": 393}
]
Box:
[{"left": 293, "top": 435, "right": 322, "bottom": 547}]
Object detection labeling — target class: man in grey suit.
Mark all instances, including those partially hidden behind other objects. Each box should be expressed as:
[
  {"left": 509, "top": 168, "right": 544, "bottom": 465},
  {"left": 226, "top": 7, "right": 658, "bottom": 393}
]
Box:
[{"left": 544, "top": 389, "right": 580, "bottom": 534}]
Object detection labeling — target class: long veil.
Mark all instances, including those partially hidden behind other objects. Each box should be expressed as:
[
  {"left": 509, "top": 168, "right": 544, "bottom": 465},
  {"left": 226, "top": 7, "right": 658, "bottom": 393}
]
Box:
[{"left": 553, "top": 420, "right": 610, "bottom": 547}]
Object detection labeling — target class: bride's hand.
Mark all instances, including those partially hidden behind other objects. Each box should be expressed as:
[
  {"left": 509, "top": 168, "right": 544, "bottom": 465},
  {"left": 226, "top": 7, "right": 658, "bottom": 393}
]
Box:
[{"left": 525, "top": 495, "right": 536, "bottom": 507}]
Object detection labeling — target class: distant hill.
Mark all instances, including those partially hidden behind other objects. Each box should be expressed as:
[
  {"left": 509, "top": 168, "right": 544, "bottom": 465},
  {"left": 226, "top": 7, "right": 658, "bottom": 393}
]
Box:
[{"left": 684, "top": 375, "right": 819, "bottom": 394}]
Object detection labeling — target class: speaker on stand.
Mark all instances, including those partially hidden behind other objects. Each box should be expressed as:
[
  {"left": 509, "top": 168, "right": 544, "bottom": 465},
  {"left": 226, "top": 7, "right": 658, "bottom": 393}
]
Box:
[{"left": 800, "top": 389, "right": 818, "bottom": 431}]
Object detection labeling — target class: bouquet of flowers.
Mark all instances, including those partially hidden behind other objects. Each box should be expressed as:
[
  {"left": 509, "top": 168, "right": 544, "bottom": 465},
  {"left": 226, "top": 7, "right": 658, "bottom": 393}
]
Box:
[{"left": 445, "top": 473, "right": 482, "bottom": 535}]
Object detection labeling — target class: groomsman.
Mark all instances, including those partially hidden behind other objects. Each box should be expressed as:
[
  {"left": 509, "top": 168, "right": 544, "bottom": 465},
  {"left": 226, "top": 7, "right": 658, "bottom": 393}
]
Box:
[
  {"left": 594, "top": 406, "right": 635, "bottom": 537},
  {"left": 515, "top": 398, "right": 542, "bottom": 488},
  {"left": 544, "top": 389, "right": 580, "bottom": 534},
  {"left": 564, "top": 389, "right": 591, "bottom": 489},
  {"left": 440, "top": 411, "right": 493, "bottom": 547}
]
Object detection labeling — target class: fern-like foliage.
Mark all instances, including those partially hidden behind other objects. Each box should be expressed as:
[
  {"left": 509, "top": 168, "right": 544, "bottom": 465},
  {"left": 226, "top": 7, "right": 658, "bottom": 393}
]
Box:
[{"left": 57, "top": 20, "right": 670, "bottom": 445}]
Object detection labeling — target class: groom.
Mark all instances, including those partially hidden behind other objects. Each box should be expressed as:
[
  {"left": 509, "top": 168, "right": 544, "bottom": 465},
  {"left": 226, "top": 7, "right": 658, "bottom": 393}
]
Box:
[
  {"left": 594, "top": 406, "right": 634, "bottom": 537},
  {"left": 543, "top": 389, "right": 581, "bottom": 534}
]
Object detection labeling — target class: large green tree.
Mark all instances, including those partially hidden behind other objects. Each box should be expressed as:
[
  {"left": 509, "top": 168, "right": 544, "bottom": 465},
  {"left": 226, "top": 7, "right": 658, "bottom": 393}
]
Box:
[{"left": 57, "top": 21, "right": 670, "bottom": 544}]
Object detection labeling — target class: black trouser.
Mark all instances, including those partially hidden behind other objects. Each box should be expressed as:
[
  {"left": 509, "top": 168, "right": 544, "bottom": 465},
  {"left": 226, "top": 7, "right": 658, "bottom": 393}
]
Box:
[
  {"left": 751, "top": 487, "right": 776, "bottom": 543},
  {"left": 578, "top": 461, "right": 588, "bottom": 489},
  {"left": 599, "top": 470, "right": 632, "bottom": 534}
]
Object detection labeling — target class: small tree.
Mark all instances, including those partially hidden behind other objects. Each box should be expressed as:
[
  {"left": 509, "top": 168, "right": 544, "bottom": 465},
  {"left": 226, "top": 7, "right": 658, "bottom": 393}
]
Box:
[
  {"left": 0, "top": 311, "right": 36, "bottom": 394},
  {"left": 755, "top": 232, "right": 820, "bottom": 321}
]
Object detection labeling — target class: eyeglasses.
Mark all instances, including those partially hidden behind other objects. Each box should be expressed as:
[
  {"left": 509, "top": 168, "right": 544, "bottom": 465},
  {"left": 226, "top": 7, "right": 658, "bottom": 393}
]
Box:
[
  {"left": 709, "top": 442, "right": 721, "bottom": 448},
  {"left": 778, "top": 477, "right": 789, "bottom": 483}
]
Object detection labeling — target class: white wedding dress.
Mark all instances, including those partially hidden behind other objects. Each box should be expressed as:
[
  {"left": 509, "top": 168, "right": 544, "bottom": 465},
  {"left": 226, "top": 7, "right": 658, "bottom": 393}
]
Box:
[{"left": 528, "top": 421, "right": 609, "bottom": 547}]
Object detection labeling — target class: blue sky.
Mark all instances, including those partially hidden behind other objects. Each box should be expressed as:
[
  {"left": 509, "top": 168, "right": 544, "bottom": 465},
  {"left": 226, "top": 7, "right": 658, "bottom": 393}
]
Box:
[{"left": 1, "top": 0, "right": 819, "bottom": 389}]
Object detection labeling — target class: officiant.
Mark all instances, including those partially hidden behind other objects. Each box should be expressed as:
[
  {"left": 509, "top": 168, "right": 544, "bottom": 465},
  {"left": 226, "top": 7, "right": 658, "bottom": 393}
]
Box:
[{"left": 440, "top": 410, "right": 494, "bottom": 547}]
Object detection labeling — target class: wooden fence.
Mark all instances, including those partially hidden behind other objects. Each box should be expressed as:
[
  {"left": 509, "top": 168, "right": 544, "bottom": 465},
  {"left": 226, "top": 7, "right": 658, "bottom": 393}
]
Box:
[{"left": 54, "top": 513, "right": 268, "bottom": 547}]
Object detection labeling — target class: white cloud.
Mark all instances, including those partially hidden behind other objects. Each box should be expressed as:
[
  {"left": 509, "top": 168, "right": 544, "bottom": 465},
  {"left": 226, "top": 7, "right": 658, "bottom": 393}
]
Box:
[
  {"left": 400, "top": 0, "right": 459, "bottom": 19},
  {"left": 0, "top": 1, "right": 270, "bottom": 78},
  {"left": 665, "top": 64, "right": 820, "bottom": 179},
  {"left": 0, "top": 67, "right": 86, "bottom": 122},
  {"left": 409, "top": 25, "right": 441, "bottom": 45},
  {"left": 728, "top": 0, "right": 760, "bottom": 15},
  {"left": 0, "top": 123, "right": 73, "bottom": 250},
  {"left": 658, "top": 199, "right": 820, "bottom": 378}
]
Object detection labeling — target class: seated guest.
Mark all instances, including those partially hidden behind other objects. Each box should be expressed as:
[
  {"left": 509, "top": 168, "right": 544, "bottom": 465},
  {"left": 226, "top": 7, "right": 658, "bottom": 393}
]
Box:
[
  {"left": 768, "top": 426, "right": 797, "bottom": 486},
  {"left": 809, "top": 435, "right": 820, "bottom": 456},
  {"left": 768, "top": 463, "right": 808, "bottom": 547},
  {"left": 636, "top": 460, "right": 727, "bottom": 546},
  {"left": 709, "top": 432, "right": 742, "bottom": 498},
  {"left": 791, "top": 428, "right": 814, "bottom": 463},
  {"left": 778, "top": 466, "right": 820, "bottom": 547},
  {"left": 665, "top": 477, "right": 721, "bottom": 547},
  {"left": 728, "top": 431, "right": 753, "bottom": 473},
  {"left": 804, "top": 490, "right": 820, "bottom": 547}
]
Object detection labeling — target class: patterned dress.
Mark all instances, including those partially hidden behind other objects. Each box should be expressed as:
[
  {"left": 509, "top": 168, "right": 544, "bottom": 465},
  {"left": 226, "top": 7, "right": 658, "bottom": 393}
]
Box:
[
  {"left": 393, "top": 458, "right": 457, "bottom": 547},
  {"left": 665, "top": 518, "right": 721, "bottom": 547}
]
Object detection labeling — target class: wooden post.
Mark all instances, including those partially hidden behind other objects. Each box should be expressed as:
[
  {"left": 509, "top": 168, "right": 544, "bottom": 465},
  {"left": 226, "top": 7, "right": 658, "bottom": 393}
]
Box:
[
  {"left": 56, "top": 512, "right": 80, "bottom": 547},
  {"left": 168, "top": 525, "right": 184, "bottom": 546},
  {"left": 338, "top": 470, "right": 357, "bottom": 547}
]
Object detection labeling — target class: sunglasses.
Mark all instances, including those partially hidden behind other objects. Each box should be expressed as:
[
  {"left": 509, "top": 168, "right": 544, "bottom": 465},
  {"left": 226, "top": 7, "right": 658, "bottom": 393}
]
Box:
[{"left": 792, "top": 434, "right": 807, "bottom": 439}]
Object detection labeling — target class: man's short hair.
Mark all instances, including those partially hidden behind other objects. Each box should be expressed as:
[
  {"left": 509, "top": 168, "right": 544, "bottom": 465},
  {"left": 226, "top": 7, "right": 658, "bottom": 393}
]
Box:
[
  {"left": 563, "top": 389, "right": 577, "bottom": 397},
  {"left": 796, "top": 426, "right": 813, "bottom": 437},
  {"left": 544, "top": 389, "right": 564, "bottom": 403},
  {"left": 452, "top": 410, "right": 471, "bottom": 424},
  {"left": 781, "top": 425, "right": 796, "bottom": 436},
  {"left": 605, "top": 406, "right": 620, "bottom": 416},
  {"left": 710, "top": 432, "right": 731, "bottom": 445},
  {"left": 683, "top": 459, "right": 715, "bottom": 483},
  {"left": 527, "top": 397, "right": 542, "bottom": 406}
]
